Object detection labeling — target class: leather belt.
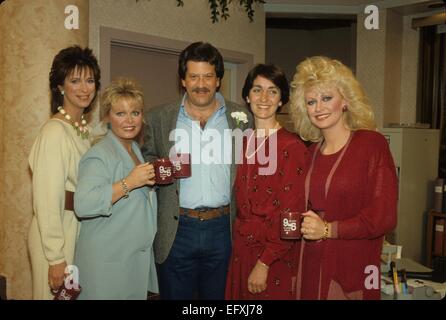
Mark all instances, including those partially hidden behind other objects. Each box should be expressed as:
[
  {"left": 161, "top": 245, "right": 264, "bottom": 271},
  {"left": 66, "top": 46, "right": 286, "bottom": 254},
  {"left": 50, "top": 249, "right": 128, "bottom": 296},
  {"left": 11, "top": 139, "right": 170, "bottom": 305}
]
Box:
[
  {"left": 179, "top": 205, "right": 230, "bottom": 221},
  {"left": 65, "top": 190, "right": 74, "bottom": 212}
]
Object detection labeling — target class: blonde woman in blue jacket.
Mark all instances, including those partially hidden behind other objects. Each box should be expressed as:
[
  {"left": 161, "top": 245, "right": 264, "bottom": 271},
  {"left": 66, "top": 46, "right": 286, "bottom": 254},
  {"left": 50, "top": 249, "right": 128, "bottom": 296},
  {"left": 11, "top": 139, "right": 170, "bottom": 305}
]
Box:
[{"left": 74, "top": 78, "right": 158, "bottom": 299}]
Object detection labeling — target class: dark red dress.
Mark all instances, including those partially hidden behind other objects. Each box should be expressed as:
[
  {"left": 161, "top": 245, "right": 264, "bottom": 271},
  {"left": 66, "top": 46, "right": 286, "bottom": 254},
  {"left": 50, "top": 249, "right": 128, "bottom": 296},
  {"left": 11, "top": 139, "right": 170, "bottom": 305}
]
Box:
[
  {"left": 225, "top": 128, "right": 307, "bottom": 300},
  {"left": 296, "top": 130, "right": 398, "bottom": 300}
]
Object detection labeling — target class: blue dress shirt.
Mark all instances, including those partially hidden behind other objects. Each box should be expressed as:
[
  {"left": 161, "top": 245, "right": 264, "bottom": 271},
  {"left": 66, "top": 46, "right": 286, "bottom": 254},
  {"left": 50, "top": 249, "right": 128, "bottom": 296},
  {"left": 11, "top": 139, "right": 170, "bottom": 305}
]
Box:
[{"left": 172, "top": 93, "right": 231, "bottom": 209}]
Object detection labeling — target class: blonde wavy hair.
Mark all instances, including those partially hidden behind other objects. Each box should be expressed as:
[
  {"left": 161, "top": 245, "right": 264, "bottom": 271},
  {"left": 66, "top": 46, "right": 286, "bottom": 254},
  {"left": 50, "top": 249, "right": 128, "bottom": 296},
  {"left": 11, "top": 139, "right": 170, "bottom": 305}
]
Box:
[
  {"left": 93, "top": 78, "right": 145, "bottom": 144},
  {"left": 100, "top": 77, "right": 144, "bottom": 121},
  {"left": 289, "top": 56, "right": 376, "bottom": 142}
]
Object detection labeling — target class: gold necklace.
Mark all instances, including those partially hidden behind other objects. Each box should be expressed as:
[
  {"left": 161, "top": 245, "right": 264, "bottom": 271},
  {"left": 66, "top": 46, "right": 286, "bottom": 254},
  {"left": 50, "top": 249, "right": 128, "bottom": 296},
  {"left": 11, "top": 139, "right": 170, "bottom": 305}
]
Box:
[
  {"left": 57, "top": 106, "right": 89, "bottom": 140},
  {"left": 245, "top": 122, "right": 280, "bottom": 159}
]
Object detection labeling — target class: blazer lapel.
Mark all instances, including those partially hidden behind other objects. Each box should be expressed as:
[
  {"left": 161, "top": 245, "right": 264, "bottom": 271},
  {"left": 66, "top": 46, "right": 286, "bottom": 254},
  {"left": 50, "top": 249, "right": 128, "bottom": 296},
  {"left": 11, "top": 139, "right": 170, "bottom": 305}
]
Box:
[
  {"left": 132, "top": 142, "right": 150, "bottom": 200},
  {"left": 161, "top": 103, "right": 180, "bottom": 157},
  {"left": 107, "top": 131, "right": 135, "bottom": 172}
]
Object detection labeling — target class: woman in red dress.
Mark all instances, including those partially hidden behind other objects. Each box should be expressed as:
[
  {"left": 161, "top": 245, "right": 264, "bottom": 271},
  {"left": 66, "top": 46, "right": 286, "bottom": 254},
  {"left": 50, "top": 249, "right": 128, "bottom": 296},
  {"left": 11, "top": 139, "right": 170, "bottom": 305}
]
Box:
[
  {"left": 225, "top": 64, "right": 307, "bottom": 300},
  {"left": 289, "top": 56, "right": 398, "bottom": 300}
]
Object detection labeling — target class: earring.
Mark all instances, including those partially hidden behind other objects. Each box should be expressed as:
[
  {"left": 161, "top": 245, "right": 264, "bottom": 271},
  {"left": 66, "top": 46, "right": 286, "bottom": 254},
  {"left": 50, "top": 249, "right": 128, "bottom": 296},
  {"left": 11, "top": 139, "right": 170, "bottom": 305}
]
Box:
[
  {"left": 278, "top": 102, "right": 282, "bottom": 107},
  {"left": 246, "top": 98, "right": 250, "bottom": 104},
  {"left": 61, "top": 90, "right": 65, "bottom": 96},
  {"left": 343, "top": 105, "right": 348, "bottom": 111}
]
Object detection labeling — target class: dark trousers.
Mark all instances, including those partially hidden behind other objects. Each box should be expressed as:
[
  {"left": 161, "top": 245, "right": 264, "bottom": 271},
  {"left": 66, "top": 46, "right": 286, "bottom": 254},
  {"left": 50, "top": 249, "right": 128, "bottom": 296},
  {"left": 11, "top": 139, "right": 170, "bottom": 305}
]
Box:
[{"left": 158, "top": 214, "right": 231, "bottom": 300}]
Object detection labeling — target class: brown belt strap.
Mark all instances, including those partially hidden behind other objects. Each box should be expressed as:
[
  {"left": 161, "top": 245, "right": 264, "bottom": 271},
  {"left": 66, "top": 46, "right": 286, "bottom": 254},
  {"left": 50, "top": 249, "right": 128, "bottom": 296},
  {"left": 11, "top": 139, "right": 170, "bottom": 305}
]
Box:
[{"left": 179, "top": 205, "right": 230, "bottom": 221}]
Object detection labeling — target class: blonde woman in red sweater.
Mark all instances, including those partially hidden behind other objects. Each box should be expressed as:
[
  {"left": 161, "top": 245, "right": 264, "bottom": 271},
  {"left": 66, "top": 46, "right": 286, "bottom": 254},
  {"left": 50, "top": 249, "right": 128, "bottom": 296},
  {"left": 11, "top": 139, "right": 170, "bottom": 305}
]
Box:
[{"left": 289, "top": 56, "right": 397, "bottom": 300}]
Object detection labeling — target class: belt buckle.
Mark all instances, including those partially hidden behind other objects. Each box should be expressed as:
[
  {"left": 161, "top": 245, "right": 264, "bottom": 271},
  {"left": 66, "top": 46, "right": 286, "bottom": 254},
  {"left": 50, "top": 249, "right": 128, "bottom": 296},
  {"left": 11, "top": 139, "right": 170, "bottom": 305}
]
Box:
[{"left": 196, "top": 207, "right": 207, "bottom": 221}]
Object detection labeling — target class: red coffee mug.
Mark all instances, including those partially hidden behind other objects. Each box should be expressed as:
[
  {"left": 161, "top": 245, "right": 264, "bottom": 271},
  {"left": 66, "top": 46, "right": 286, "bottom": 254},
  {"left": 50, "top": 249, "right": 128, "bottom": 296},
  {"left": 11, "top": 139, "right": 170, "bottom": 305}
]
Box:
[
  {"left": 53, "top": 282, "right": 82, "bottom": 300},
  {"left": 171, "top": 153, "right": 191, "bottom": 179},
  {"left": 153, "top": 158, "right": 174, "bottom": 185},
  {"left": 280, "top": 211, "right": 302, "bottom": 239}
]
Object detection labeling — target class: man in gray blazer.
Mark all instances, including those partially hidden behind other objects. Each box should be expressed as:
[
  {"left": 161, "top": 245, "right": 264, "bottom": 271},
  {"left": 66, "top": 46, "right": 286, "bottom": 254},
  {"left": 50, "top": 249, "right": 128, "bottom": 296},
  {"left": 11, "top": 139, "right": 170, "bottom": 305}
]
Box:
[{"left": 142, "top": 42, "right": 252, "bottom": 299}]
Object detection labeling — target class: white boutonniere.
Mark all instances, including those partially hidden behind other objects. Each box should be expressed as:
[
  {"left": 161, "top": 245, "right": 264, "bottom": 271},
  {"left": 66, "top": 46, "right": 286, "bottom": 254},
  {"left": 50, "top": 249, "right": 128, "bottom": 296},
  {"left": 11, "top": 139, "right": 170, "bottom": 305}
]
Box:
[{"left": 231, "top": 111, "right": 248, "bottom": 127}]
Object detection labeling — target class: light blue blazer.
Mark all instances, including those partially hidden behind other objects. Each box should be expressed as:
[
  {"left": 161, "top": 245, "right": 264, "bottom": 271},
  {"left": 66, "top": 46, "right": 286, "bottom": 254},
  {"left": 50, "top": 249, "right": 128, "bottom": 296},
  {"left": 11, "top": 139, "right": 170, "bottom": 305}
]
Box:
[{"left": 74, "top": 130, "right": 158, "bottom": 300}]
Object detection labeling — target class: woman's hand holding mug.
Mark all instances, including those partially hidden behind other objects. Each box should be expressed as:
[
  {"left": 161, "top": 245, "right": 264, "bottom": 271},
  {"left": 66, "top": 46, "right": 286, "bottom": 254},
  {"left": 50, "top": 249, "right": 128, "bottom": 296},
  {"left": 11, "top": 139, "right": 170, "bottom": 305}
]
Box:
[{"left": 126, "top": 162, "right": 156, "bottom": 189}]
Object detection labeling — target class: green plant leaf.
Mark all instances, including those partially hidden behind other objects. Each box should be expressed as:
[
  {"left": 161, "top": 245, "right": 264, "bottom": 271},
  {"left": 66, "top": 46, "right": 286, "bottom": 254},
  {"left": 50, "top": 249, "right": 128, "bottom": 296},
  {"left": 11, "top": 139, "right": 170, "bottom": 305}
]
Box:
[{"left": 136, "top": 0, "right": 264, "bottom": 23}]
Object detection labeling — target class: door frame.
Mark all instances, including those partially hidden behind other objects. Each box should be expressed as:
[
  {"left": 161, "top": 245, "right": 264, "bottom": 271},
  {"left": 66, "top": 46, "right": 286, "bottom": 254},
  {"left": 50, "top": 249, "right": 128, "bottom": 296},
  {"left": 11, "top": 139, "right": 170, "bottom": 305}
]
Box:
[{"left": 99, "top": 26, "right": 254, "bottom": 105}]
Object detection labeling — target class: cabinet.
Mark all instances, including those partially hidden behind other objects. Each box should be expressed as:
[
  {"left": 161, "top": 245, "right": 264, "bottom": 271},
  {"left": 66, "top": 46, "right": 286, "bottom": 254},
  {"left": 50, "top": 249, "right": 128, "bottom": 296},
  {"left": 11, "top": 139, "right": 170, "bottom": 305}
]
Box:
[
  {"left": 426, "top": 210, "right": 446, "bottom": 267},
  {"left": 379, "top": 128, "right": 440, "bottom": 263}
]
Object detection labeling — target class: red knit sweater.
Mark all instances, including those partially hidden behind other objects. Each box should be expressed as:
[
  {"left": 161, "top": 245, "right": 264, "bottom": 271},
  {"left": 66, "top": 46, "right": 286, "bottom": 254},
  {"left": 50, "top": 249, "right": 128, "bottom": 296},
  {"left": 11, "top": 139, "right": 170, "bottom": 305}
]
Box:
[{"left": 298, "top": 130, "right": 398, "bottom": 300}]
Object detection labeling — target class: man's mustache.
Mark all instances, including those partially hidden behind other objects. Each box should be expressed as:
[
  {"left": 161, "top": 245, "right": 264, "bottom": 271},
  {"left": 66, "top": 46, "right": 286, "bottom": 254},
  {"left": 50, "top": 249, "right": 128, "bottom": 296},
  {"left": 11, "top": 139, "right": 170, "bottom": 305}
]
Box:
[{"left": 192, "top": 87, "right": 210, "bottom": 93}]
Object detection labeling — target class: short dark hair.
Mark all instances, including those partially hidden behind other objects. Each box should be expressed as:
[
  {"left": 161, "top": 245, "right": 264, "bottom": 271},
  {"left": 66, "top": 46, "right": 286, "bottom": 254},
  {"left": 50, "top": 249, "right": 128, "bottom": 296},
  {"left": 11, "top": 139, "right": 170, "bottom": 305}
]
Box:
[
  {"left": 242, "top": 64, "right": 290, "bottom": 109},
  {"left": 49, "top": 46, "right": 101, "bottom": 114},
  {"left": 178, "top": 42, "right": 224, "bottom": 81}
]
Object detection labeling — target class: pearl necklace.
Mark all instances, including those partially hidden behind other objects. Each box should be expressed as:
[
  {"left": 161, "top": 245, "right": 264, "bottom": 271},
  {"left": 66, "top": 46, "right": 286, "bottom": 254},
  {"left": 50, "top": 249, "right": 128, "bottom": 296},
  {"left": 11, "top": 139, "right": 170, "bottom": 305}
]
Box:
[
  {"left": 245, "top": 122, "right": 280, "bottom": 159},
  {"left": 57, "top": 106, "right": 89, "bottom": 140}
]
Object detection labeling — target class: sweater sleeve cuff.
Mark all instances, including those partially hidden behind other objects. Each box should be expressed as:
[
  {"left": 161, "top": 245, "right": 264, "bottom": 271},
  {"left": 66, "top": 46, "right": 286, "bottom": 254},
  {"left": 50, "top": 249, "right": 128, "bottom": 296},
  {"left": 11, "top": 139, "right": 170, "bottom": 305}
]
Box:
[
  {"left": 48, "top": 257, "right": 66, "bottom": 266},
  {"left": 259, "top": 250, "right": 276, "bottom": 266}
]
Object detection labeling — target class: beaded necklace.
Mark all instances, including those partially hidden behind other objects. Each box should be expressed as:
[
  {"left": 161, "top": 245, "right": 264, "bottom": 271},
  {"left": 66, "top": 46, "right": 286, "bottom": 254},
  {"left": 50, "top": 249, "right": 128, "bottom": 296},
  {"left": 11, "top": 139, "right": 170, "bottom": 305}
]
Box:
[{"left": 57, "top": 106, "right": 89, "bottom": 139}]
